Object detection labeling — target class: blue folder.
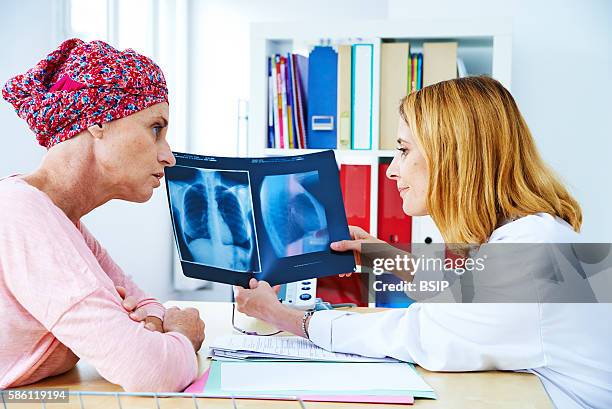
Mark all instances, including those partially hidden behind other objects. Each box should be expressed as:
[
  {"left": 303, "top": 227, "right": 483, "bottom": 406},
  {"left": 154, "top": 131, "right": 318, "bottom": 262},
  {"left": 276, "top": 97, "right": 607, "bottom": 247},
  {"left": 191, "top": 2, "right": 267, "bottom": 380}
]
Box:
[
  {"left": 374, "top": 274, "right": 415, "bottom": 308},
  {"left": 307, "top": 46, "right": 337, "bottom": 149}
]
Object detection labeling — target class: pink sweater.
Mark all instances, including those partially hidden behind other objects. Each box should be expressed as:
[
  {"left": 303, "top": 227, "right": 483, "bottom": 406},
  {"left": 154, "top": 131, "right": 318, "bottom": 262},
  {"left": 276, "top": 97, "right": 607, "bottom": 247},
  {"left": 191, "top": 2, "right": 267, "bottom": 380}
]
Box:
[{"left": 0, "top": 177, "right": 197, "bottom": 392}]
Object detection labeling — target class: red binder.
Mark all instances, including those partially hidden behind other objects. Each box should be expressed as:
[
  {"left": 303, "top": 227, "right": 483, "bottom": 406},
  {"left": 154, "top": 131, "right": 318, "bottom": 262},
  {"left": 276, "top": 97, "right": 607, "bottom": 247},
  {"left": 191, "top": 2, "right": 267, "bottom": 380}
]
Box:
[
  {"left": 316, "top": 164, "right": 371, "bottom": 307},
  {"left": 377, "top": 160, "right": 411, "bottom": 244},
  {"left": 339, "top": 164, "right": 371, "bottom": 232},
  {"left": 317, "top": 274, "right": 369, "bottom": 307}
]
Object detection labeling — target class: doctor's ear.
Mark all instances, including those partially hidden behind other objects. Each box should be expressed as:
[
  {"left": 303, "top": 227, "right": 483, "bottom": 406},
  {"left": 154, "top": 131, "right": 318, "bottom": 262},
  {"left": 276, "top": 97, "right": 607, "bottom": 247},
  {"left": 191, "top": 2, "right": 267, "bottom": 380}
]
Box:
[{"left": 87, "top": 122, "right": 104, "bottom": 139}]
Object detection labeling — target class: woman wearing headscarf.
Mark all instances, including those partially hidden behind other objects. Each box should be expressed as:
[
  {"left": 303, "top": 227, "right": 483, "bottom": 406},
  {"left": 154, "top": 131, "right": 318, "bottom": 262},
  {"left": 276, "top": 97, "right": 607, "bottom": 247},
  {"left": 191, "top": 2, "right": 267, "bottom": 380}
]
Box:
[{"left": 0, "top": 39, "right": 204, "bottom": 392}]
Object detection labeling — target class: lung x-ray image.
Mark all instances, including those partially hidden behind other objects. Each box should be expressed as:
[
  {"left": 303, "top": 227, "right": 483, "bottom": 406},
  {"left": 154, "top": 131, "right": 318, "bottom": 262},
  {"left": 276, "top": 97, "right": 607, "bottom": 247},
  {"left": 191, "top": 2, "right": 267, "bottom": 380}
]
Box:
[
  {"left": 260, "top": 171, "right": 329, "bottom": 257},
  {"left": 165, "top": 151, "right": 355, "bottom": 287},
  {"left": 168, "top": 167, "right": 260, "bottom": 272}
]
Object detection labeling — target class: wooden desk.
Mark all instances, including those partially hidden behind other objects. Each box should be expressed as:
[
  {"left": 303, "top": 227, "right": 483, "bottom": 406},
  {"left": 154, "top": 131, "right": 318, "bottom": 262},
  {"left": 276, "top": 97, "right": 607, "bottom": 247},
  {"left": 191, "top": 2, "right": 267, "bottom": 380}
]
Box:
[{"left": 12, "top": 301, "right": 552, "bottom": 409}]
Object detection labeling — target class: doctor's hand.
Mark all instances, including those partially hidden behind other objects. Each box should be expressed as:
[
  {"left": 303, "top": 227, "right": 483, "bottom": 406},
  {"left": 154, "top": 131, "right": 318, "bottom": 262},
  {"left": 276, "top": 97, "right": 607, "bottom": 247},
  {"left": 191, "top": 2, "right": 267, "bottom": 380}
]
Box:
[
  {"left": 235, "top": 279, "right": 308, "bottom": 337},
  {"left": 116, "top": 286, "right": 163, "bottom": 332},
  {"left": 332, "top": 225, "right": 385, "bottom": 277},
  {"left": 234, "top": 278, "right": 282, "bottom": 322}
]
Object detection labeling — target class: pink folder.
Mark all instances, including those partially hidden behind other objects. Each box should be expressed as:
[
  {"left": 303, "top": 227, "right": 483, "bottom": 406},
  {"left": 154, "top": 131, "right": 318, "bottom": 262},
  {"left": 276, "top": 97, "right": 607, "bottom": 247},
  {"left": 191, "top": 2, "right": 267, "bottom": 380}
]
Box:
[{"left": 184, "top": 369, "right": 211, "bottom": 394}]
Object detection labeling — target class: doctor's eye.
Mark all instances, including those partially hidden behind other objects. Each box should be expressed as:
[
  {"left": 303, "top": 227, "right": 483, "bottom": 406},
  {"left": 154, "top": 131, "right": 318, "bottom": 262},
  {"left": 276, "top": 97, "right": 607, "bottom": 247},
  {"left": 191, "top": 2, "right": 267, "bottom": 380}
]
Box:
[{"left": 396, "top": 147, "right": 409, "bottom": 157}]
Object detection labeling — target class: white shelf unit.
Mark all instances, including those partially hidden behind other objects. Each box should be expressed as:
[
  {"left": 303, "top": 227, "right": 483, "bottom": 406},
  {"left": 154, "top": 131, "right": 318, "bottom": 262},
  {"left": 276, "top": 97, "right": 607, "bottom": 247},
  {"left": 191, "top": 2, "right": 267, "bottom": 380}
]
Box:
[{"left": 248, "top": 19, "right": 512, "bottom": 244}]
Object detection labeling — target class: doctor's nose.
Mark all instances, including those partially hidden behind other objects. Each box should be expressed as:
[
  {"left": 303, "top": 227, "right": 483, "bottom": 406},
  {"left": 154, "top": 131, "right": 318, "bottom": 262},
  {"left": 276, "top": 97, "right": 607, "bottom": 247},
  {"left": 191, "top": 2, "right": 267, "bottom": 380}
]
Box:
[{"left": 386, "top": 155, "right": 400, "bottom": 180}]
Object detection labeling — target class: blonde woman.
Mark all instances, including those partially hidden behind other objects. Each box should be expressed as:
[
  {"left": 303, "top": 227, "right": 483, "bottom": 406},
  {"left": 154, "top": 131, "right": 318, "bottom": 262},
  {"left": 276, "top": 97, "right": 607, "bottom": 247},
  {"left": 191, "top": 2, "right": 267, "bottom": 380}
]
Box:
[{"left": 235, "top": 76, "right": 612, "bottom": 409}]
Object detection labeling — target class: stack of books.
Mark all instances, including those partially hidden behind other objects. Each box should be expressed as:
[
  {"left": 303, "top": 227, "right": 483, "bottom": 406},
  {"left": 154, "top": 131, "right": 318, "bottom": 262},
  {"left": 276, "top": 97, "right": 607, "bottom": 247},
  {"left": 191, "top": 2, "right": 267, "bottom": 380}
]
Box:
[{"left": 267, "top": 53, "right": 308, "bottom": 150}]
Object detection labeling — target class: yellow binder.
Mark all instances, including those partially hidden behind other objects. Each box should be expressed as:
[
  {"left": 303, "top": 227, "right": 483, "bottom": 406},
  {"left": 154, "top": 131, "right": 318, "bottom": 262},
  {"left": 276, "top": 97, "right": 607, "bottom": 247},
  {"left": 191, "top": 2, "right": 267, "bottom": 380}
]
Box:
[
  {"left": 337, "top": 45, "right": 352, "bottom": 150},
  {"left": 423, "top": 42, "right": 458, "bottom": 87},
  {"left": 380, "top": 42, "right": 409, "bottom": 150}
]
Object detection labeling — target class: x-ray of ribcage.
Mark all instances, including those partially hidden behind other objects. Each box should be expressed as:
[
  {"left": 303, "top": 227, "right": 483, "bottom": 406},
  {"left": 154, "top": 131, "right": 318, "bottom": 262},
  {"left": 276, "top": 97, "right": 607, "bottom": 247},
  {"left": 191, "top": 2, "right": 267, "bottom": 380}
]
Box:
[
  {"left": 260, "top": 171, "right": 329, "bottom": 258},
  {"left": 168, "top": 168, "right": 260, "bottom": 272}
]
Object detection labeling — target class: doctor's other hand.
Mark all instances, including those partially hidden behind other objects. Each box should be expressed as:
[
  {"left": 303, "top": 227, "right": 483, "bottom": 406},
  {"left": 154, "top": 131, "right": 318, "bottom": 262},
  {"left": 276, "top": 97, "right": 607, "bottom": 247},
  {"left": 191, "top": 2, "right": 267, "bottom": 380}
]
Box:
[
  {"left": 234, "top": 278, "right": 282, "bottom": 322},
  {"left": 331, "top": 225, "right": 385, "bottom": 253},
  {"left": 163, "top": 307, "right": 206, "bottom": 352},
  {"left": 331, "top": 225, "right": 385, "bottom": 277}
]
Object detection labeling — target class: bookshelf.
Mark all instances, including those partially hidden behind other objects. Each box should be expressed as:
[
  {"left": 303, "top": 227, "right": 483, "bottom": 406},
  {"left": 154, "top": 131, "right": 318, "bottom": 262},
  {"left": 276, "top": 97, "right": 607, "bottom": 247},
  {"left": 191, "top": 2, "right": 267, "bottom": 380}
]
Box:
[{"left": 248, "top": 19, "right": 513, "bottom": 245}]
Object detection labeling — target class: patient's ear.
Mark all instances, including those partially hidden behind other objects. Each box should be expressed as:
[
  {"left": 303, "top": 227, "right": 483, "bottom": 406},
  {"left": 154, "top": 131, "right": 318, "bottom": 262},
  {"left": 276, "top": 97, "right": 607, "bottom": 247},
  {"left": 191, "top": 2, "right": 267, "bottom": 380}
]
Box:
[{"left": 87, "top": 122, "right": 104, "bottom": 140}]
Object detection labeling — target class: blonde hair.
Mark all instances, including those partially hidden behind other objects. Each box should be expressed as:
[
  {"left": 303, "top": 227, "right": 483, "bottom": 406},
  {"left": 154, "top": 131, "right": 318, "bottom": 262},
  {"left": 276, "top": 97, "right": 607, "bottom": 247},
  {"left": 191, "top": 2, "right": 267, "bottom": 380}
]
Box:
[{"left": 400, "top": 76, "right": 582, "bottom": 244}]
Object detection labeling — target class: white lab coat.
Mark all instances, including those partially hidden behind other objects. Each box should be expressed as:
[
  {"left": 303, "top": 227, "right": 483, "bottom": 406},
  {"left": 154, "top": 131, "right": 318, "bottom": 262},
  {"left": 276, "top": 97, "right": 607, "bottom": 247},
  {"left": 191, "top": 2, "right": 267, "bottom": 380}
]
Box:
[{"left": 308, "top": 213, "right": 612, "bottom": 408}]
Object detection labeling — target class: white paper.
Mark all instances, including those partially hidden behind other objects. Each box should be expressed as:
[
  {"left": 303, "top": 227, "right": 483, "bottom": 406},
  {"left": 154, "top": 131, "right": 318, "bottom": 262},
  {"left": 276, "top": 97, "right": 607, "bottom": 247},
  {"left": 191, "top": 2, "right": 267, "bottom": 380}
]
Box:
[
  {"left": 210, "top": 335, "right": 396, "bottom": 363},
  {"left": 220, "top": 362, "right": 433, "bottom": 392}
]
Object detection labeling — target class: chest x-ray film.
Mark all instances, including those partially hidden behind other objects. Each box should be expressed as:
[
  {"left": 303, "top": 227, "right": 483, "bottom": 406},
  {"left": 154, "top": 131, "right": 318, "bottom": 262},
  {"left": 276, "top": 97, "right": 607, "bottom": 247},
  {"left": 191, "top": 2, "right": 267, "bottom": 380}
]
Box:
[{"left": 165, "top": 150, "right": 355, "bottom": 287}]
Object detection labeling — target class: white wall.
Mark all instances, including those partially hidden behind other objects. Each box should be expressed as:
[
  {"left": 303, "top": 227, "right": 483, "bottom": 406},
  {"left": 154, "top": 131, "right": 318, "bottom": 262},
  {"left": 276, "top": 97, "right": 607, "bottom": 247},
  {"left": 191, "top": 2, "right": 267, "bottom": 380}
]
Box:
[
  {"left": 80, "top": 0, "right": 175, "bottom": 299},
  {"left": 387, "top": 0, "right": 612, "bottom": 241},
  {"left": 1, "top": 1, "right": 55, "bottom": 176}
]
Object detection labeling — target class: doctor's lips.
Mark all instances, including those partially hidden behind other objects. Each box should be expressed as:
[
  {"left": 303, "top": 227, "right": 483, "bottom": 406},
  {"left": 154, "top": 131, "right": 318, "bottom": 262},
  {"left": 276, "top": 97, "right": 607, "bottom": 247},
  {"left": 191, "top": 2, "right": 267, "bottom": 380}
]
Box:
[
  {"left": 153, "top": 172, "right": 165, "bottom": 180},
  {"left": 398, "top": 186, "right": 410, "bottom": 194}
]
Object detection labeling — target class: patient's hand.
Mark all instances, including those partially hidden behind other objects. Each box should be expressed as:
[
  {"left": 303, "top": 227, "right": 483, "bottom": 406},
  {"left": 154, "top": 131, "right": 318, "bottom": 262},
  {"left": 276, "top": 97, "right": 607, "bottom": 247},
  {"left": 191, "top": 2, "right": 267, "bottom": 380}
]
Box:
[
  {"left": 332, "top": 225, "right": 385, "bottom": 277},
  {"left": 116, "top": 286, "right": 163, "bottom": 332},
  {"left": 163, "top": 307, "right": 206, "bottom": 352}
]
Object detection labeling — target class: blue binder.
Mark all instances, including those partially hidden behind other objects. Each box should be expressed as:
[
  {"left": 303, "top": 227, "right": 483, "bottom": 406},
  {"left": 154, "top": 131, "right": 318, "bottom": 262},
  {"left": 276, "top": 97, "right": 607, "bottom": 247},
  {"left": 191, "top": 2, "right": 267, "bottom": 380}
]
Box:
[
  {"left": 375, "top": 274, "right": 414, "bottom": 308},
  {"left": 307, "top": 46, "right": 337, "bottom": 149}
]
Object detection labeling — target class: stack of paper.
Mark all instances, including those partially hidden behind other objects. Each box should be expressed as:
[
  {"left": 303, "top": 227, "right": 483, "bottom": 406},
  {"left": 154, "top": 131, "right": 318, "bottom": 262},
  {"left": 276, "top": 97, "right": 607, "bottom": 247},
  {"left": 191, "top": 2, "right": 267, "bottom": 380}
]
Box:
[
  {"left": 209, "top": 335, "right": 398, "bottom": 363},
  {"left": 194, "top": 334, "right": 436, "bottom": 403}
]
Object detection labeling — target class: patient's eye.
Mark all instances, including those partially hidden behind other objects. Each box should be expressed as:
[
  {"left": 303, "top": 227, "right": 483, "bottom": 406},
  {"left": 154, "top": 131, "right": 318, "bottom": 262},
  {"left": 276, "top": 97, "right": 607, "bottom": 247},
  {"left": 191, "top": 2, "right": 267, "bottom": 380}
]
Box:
[{"left": 152, "top": 125, "right": 163, "bottom": 138}]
